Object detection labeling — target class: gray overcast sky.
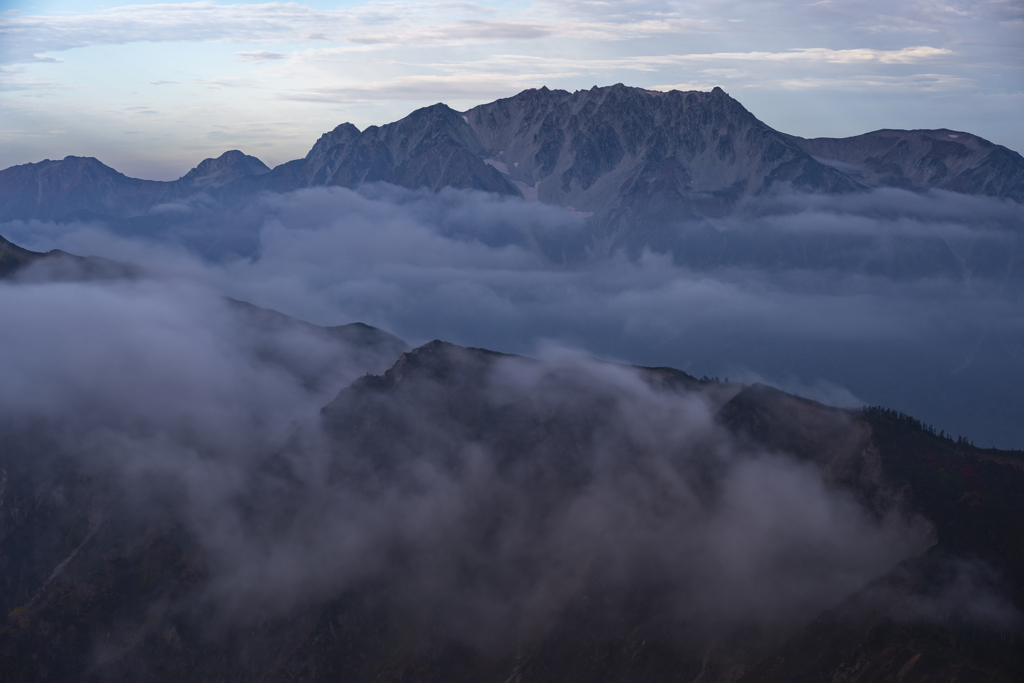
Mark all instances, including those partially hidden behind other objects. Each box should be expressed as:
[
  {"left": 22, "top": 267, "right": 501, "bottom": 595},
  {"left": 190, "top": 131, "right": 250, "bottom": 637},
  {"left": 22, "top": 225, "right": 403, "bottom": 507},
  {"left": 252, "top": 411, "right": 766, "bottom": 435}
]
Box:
[{"left": 1, "top": 0, "right": 1021, "bottom": 179}]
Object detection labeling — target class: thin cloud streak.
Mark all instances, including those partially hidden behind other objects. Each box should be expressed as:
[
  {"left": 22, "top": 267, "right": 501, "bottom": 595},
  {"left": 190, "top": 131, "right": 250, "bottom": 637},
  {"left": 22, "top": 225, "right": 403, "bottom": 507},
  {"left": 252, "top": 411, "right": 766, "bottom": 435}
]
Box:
[
  {"left": 0, "top": 0, "right": 707, "bottom": 62},
  {"left": 271, "top": 47, "right": 956, "bottom": 102},
  {"left": 236, "top": 50, "right": 286, "bottom": 63}
]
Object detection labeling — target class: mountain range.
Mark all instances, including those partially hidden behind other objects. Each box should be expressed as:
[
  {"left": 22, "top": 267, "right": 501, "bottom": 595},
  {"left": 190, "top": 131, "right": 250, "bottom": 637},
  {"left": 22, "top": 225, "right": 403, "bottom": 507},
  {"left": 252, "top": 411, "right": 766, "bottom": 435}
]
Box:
[{"left": 2, "top": 85, "right": 1021, "bottom": 228}]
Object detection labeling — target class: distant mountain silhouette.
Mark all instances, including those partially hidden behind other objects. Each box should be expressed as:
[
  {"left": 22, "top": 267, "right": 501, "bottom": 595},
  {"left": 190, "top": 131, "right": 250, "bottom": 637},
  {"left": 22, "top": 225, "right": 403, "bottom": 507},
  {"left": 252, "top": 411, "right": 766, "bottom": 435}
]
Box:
[
  {"left": 1, "top": 86, "right": 1020, "bottom": 226},
  {"left": 0, "top": 150, "right": 268, "bottom": 221}
]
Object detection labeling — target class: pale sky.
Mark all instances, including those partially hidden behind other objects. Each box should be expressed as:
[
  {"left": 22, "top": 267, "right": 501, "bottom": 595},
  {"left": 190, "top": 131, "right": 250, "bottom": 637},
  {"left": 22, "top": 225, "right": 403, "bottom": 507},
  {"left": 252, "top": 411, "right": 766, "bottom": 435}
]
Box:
[{"left": 1, "top": 0, "right": 1021, "bottom": 180}]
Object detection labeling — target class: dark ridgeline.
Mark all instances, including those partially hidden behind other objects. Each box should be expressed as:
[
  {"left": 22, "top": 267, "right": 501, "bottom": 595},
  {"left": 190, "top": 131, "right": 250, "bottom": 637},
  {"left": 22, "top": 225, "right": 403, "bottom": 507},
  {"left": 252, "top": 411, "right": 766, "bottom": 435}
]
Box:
[
  {"left": 0, "top": 338, "right": 1022, "bottom": 682},
  {"left": 0, "top": 233, "right": 48, "bottom": 277},
  {"left": 0, "top": 233, "right": 136, "bottom": 280}
]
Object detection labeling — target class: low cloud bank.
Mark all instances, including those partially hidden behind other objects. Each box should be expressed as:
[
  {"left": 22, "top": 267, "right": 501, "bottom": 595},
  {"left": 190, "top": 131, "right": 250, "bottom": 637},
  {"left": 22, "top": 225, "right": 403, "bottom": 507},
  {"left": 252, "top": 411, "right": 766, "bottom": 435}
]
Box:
[{"left": 4, "top": 183, "right": 1021, "bottom": 445}]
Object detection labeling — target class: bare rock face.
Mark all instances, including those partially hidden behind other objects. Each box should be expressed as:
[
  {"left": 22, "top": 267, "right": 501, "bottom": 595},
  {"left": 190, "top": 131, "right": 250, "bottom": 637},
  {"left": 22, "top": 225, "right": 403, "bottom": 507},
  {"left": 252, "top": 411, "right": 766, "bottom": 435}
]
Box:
[
  {"left": 259, "top": 85, "right": 863, "bottom": 226},
  {"left": 258, "top": 85, "right": 1024, "bottom": 215},
  {"left": 306, "top": 122, "right": 361, "bottom": 165},
  {"left": 463, "top": 85, "right": 857, "bottom": 222},
  {"left": 790, "top": 129, "right": 1024, "bottom": 201},
  {"left": 265, "top": 104, "right": 520, "bottom": 195}
]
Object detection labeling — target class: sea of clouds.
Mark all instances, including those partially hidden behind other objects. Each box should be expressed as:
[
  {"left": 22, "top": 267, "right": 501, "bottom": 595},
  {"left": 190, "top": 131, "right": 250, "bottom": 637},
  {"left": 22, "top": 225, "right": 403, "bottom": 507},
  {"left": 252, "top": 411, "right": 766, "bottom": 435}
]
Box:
[{"left": 4, "top": 182, "right": 1021, "bottom": 445}]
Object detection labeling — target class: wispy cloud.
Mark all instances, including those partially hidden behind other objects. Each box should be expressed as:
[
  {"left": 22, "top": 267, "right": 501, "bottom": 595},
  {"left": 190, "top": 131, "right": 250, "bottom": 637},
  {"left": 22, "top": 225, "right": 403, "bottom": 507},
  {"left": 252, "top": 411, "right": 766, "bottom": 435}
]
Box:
[
  {"left": 11, "top": 1, "right": 933, "bottom": 64},
  {"left": 681, "top": 46, "right": 953, "bottom": 64},
  {"left": 236, "top": 50, "right": 286, "bottom": 63},
  {"left": 0, "top": 1, "right": 618, "bottom": 63},
  {"left": 345, "top": 18, "right": 554, "bottom": 44},
  {"left": 769, "top": 73, "right": 973, "bottom": 92},
  {"left": 336, "top": 47, "right": 950, "bottom": 84},
  {"left": 279, "top": 73, "right": 559, "bottom": 103},
  {"left": 273, "top": 46, "right": 955, "bottom": 102}
]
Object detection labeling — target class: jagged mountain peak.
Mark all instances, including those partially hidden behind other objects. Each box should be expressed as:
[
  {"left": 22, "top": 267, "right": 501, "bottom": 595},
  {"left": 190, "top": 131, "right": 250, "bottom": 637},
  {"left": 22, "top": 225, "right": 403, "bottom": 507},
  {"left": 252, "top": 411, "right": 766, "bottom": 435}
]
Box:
[
  {"left": 285, "top": 100, "right": 519, "bottom": 195},
  {"left": 461, "top": 83, "right": 853, "bottom": 223},
  {"left": 178, "top": 150, "right": 270, "bottom": 189},
  {"left": 305, "top": 122, "right": 361, "bottom": 162}
]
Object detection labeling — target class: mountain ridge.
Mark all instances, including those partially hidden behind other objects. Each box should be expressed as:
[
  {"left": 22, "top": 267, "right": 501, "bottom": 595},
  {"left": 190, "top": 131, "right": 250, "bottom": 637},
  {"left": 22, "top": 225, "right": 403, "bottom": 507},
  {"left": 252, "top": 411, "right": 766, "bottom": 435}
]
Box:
[
  {"left": 0, "top": 150, "right": 270, "bottom": 221},
  {"left": 1, "top": 86, "right": 1020, "bottom": 225},
  {"left": 787, "top": 128, "right": 1024, "bottom": 201}
]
